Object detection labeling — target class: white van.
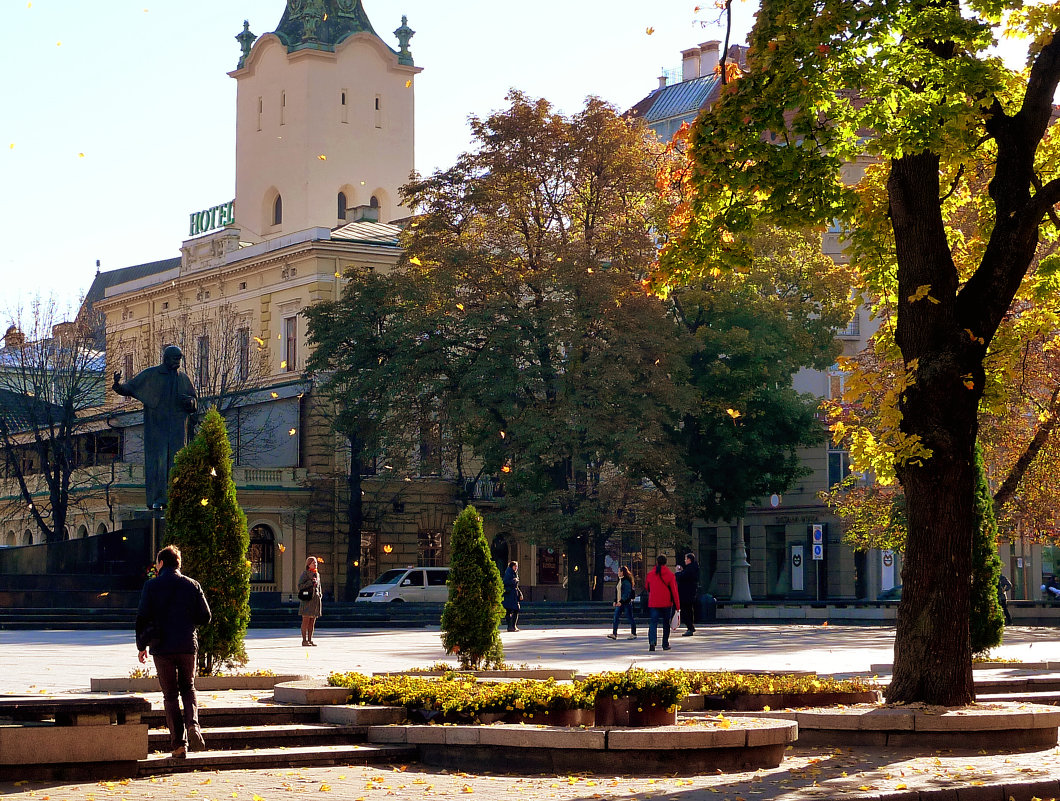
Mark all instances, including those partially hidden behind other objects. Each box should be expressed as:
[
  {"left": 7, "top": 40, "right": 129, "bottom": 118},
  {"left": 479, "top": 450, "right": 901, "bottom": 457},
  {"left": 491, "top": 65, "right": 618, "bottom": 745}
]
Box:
[{"left": 355, "top": 567, "right": 450, "bottom": 602}]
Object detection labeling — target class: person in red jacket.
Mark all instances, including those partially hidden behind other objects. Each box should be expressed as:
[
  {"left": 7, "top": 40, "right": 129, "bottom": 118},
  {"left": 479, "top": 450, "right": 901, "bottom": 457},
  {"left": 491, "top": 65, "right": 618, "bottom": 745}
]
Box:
[{"left": 643, "top": 554, "right": 680, "bottom": 652}]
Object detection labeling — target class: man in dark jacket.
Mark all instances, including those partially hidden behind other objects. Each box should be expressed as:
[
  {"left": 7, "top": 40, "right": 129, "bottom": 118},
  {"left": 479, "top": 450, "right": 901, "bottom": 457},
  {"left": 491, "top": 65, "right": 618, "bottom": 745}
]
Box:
[
  {"left": 675, "top": 552, "right": 700, "bottom": 637},
  {"left": 136, "top": 545, "right": 211, "bottom": 758}
]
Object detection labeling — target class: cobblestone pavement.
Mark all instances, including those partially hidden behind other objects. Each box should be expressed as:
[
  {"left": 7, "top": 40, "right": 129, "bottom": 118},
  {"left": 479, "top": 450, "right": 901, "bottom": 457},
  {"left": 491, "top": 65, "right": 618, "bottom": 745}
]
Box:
[
  {"left": 3, "top": 744, "right": 1060, "bottom": 801},
  {"left": 4, "top": 626, "right": 1060, "bottom": 799}
]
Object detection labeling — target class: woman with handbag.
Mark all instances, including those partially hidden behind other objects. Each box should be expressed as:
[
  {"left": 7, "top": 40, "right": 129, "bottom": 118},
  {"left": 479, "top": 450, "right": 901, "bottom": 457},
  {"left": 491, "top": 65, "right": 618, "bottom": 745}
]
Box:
[
  {"left": 643, "top": 555, "right": 680, "bottom": 652},
  {"left": 607, "top": 566, "right": 637, "bottom": 640},
  {"left": 298, "top": 556, "right": 322, "bottom": 646}
]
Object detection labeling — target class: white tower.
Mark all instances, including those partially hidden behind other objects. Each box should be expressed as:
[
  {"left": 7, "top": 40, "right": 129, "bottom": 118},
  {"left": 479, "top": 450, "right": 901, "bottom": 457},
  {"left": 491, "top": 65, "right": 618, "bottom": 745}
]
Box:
[{"left": 230, "top": 1, "right": 421, "bottom": 241}]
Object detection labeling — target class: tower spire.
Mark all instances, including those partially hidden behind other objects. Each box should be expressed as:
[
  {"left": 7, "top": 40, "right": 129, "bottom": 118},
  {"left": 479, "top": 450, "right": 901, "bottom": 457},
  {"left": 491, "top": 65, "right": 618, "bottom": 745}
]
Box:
[
  {"left": 235, "top": 20, "right": 257, "bottom": 69},
  {"left": 394, "top": 15, "right": 415, "bottom": 66}
]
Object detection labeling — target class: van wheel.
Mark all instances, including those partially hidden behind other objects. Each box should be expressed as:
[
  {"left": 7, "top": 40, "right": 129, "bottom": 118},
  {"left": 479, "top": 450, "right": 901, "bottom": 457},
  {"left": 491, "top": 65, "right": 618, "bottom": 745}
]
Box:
[{"left": 390, "top": 598, "right": 405, "bottom": 603}]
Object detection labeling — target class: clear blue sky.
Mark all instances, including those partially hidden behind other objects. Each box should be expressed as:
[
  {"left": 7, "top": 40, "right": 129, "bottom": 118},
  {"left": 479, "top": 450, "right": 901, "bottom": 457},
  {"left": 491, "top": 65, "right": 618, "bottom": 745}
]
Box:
[{"left": 0, "top": 0, "right": 756, "bottom": 317}]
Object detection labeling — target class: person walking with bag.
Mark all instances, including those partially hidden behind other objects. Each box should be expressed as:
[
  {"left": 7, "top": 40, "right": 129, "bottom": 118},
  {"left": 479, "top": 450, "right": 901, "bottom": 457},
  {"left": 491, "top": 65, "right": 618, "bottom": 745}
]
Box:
[
  {"left": 644, "top": 555, "right": 680, "bottom": 652},
  {"left": 135, "top": 545, "right": 211, "bottom": 759},
  {"left": 675, "top": 552, "right": 700, "bottom": 636},
  {"left": 502, "top": 561, "right": 522, "bottom": 631},
  {"left": 607, "top": 566, "right": 637, "bottom": 640},
  {"left": 298, "top": 556, "right": 323, "bottom": 646}
]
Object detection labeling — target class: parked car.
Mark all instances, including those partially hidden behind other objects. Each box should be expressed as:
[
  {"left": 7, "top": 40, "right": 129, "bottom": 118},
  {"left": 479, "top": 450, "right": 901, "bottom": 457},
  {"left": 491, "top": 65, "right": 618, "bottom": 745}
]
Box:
[
  {"left": 356, "top": 567, "right": 450, "bottom": 602},
  {"left": 877, "top": 585, "right": 902, "bottom": 601}
]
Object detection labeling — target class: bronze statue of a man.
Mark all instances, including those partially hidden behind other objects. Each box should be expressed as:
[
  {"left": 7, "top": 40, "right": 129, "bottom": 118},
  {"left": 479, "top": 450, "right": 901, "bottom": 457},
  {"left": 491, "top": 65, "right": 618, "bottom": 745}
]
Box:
[{"left": 113, "top": 345, "right": 197, "bottom": 509}]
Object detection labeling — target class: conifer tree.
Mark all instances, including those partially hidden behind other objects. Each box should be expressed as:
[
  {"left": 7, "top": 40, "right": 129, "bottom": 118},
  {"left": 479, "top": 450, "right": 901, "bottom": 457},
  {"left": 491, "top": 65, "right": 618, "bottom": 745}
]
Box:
[
  {"left": 970, "top": 445, "right": 1004, "bottom": 656},
  {"left": 165, "top": 407, "right": 251, "bottom": 674},
  {"left": 440, "top": 506, "right": 503, "bottom": 669}
]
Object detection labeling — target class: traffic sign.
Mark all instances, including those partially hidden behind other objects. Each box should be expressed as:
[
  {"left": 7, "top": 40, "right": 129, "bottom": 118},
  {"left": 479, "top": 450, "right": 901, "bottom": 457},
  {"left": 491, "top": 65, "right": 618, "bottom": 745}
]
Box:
[{"left": 812, "top": 524, "right": 824, "bottom": 560}]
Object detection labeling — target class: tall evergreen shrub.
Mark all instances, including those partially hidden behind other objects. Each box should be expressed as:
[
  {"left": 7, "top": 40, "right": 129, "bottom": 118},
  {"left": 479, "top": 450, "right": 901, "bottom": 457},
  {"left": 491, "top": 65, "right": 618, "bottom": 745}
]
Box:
[
  {"left": 165, "top": 407, "right": 251, "bottom": 674},
  {"left": 440, "top": 505, "right": 504, "bottom": 669},
  {"left": 970, "top": 444, "right": 1004, "bottom": 656}
]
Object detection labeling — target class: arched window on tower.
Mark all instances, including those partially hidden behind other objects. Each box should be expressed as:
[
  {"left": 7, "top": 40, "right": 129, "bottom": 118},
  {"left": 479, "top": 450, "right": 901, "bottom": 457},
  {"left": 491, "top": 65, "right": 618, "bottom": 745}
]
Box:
[
  {"left": 248, "top": 524, "right": 276, "bottom": 583},
  {"left": 369, "top": 195, "right": 379, "bottom": 208},
  {"left": 273, "top": 195, "right": 283, "bottom": 226},
  {"left": 338, "top": 192, "right": 347, "bottom": 221}
]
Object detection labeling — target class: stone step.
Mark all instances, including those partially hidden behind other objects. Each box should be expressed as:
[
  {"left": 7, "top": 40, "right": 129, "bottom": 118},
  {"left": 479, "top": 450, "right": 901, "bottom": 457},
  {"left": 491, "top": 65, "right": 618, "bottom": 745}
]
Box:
[
  {"left": 148, "top": 723, "right": 366, "bottom": 750},
  {"left": 974, "top": 676, "right": 1060, "bottom": 694},
  {"left": 143, "top": 704, "right": 321, "bottom": 728},
  {"left": 977, "top": 690, "right": 1060, "bottom": 704},
  {"left": 137, "top": 743, "right": 417, "bottom": 776}
]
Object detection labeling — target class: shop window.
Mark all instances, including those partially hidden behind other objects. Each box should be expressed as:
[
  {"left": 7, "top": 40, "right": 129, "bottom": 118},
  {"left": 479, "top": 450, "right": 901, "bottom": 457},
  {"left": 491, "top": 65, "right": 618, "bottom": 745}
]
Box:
[
  {"left": 418, "top": 531, "right": 443, "bottom": 567},
  {"left": 360, "top": 530, "right": 378, "bottom": 582},
  {"left": 537, "top": 546, "right": 561, "bottom": 584},
  {"left": 248, "top": 524, "right": 275, "bottom": 583}
]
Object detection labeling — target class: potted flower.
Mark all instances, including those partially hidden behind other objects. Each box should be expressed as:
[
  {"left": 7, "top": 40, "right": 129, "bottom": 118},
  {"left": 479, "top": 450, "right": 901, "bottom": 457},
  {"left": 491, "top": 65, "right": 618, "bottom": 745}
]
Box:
[{"left": 579, "top": 669, "right": 688, "bottom": 726}]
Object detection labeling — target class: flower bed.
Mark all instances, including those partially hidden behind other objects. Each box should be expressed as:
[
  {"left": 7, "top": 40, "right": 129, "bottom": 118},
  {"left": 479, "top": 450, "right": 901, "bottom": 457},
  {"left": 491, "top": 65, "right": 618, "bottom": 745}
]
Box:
[{"left": 326, "top": 669, "right": 883, "bottom": 725}]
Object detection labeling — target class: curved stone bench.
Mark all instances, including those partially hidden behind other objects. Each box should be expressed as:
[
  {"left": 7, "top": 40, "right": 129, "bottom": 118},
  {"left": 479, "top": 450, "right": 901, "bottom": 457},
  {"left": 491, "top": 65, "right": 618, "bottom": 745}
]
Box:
[
  {"left": 776, "top": 702, "right": 1060, "bottom": 750},
  {"left": 365, "top": 718, "right": 797, "bottom": 774},
  {"left": 274, "top": 680, "right": 353, "bottom": 706}
]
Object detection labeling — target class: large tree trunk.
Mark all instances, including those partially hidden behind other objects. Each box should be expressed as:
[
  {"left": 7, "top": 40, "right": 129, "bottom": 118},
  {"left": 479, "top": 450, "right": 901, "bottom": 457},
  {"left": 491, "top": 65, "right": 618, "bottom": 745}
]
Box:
[
  {"left": 886, "top": 153, "right": 978, "bottom": 705},
  {"left": 566, "top": 533, "right": 591, "bottom": 601}
]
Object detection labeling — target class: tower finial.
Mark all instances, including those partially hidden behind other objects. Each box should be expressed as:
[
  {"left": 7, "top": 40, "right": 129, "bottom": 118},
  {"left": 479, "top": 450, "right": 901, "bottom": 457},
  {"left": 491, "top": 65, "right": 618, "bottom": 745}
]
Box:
[
  {"left": 235, "top": 20, "right": 257, "bottom": 69},
  {"left": 394, "top": 15, "right": 415, "bottom": 66}
]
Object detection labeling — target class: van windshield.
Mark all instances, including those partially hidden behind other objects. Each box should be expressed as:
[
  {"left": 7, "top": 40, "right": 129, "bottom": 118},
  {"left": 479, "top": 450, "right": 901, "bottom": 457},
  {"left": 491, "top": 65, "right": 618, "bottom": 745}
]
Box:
[{"left": 373, "top": 569, "right": 407, "bottom": 585}]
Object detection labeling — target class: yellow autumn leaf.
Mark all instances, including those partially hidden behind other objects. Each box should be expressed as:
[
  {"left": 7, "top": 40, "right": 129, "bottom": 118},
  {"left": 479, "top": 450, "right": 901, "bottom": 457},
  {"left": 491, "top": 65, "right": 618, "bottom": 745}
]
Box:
[
  {"left": 726, "top": 408, "right": 741, "bottom": 420},
  {"left": 271, "top": 392, "right": 279, "bottom": 398},
  {"left": 254, "top": 336, "right": 266, "bottom": 346},
  {"left": 200, "top": 498, "right": 209, "bottom": 506},
  {"left": 456, "top": 303, "right": 465, "bottom": 311},
  {"left": 289, "top": 428, "right": 297, "bottom": 436},
  {"left": 409, "top": 256, "right": 423, "bottom": 266},
  {"left": 280, "top": 360, "right": 287, "bottom": 369},
  {"left": 98, "top": 591, "right": 109, "bottom": 597},
  {"left": 907, "top": 284, "right": 932, "bottom": 303},
  {"left": 895, "top": 784, "right": 907, "bottom": 790},
  {"left": 461, "top": 787, "right": 474, "bottom": 794},
  {"left": 319, "top": 784, "right": 332, "bottom": 792},
  {"left": 646, "top": 26, "right": 655, "bottom": 34},
  {"left": 78, "top": 152, "right": 85, "bottom": 158},
  {"left": 318, "top": 154, "right": 327, "bottom": 160},
  {"left": 406, "top": 80, "right": 412, "bottom": 88},
  {"left": 277, "top": 544, "right": 286, "bottom": 553}
]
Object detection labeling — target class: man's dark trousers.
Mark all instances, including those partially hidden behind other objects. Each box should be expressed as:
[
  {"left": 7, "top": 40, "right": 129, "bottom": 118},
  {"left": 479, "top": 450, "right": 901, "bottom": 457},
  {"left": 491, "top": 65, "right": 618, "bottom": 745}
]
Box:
[{"left": 154, "top": 652, "right": 202, "bottom": 750}]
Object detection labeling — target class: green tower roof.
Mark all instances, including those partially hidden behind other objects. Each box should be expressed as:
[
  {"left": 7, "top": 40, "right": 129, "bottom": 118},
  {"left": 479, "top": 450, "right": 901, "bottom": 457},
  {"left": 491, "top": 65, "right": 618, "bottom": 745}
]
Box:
[{"left": 272, "top": 0, "right": 399, "bottom": 56}]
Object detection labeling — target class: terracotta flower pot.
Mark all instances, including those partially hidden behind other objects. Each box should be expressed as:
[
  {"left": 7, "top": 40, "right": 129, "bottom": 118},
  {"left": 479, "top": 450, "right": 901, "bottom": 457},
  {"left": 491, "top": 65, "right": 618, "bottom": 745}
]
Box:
[{"left": 594, "top": 695, "right": 634, "bottom": 726}]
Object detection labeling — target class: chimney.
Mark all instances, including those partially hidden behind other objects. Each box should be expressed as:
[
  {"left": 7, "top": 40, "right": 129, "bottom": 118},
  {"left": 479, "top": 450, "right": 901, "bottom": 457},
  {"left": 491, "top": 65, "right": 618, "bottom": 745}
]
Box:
[
  {"left": 700, "top": 40, "right": 721, "bottom": 76},
  {"left": 4, "top": 326, "right": 24, "bottom": 349},
  {"left": 658, "top": 74, "right": 668, "bottom": 90},
  {"left": 681, "top": 47, "right": 701, "bottom": 82}
]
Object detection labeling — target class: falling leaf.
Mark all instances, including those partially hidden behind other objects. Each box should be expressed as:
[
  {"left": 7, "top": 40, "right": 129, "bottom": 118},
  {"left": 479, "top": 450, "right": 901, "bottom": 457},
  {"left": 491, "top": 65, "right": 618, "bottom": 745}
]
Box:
[
  {"left": 277, "top": 544, "right": 286, "bottom": 553},
  {"left": 56, "top": 41, "right": 61, "bottom": 46},
  {"left": 271, "top": 392, "right": 279, "bottom": 398},
  {"left": 78, "top": 152, "right": 85, "bottom": 158},
  {"left": 501, "top": 465, "right": 511, "bottom": 473},
  {"left": 254, "top": 336, "right": 265, "bottom": 346},
  {"left": 288, "top": 428, "right": 297, "bottom": 436},
  {"left": 726, "top": 408, "right": 741, "bottom": 420},
  {"left": 8, "top": 144, "right": 13, "bottom": 149},
  {"left": 318, "top": 154, "right": 327, "bottom": 160},
  {"left": 280, "top": 360, "right": 288, "bottom": 369},
  {"left": 456, "top": 303, "right": 465, "bottom": 311},
  {"left": 405, "top": 80, "right": 412, "bottom": 88},
  {"left": 200, "top": 498, "right": 209, "bottom": 506},
  {"left": 499, "top": 431, "right": 506, "bottom": 438},
  {"left": 646, "top": 26, "right": 655, "bottom": 34},
  {"left": 335, "top": 272, "right": 342, "bottom": 277},
  {"left": 98, "top": 592, "right": 109, "bottom": 598},
  {"left": 210, "top": 467, "right": 217, "bottom": 476}
]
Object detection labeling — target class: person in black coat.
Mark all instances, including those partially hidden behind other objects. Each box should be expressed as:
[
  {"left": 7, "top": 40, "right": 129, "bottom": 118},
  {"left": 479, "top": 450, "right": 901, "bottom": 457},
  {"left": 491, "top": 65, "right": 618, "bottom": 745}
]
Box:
[
  {"left": 135, "top": 545, "right": 211, "bottom": 758},
  {"left": 675, "top": 552, "right": 700, "bottom": 636},
  {"left": 502, "top": 561, "right": 521, "bottom": 632}
]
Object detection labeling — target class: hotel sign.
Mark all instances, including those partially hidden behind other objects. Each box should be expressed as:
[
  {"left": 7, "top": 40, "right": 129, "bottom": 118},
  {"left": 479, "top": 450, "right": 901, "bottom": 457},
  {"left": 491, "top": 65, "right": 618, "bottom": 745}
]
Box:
[{"left": 189, "top": 200, "right": 235, "bottom": 237}]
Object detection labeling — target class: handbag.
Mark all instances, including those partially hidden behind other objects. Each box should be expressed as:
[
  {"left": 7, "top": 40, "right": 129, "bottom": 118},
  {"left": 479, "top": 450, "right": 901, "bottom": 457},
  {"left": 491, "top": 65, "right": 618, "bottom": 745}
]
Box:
[
  {"left": 298, "top": 588, "right": 313, "bottom": 601},
  {"left": 670, "top": 607, "right": 682, "bottom": 631}
]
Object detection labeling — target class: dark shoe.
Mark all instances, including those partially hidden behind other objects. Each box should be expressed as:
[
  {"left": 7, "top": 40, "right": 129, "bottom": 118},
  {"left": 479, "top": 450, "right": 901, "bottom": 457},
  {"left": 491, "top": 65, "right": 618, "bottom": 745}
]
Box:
[
  {"left": 607, "top": 633, "right": 617, "bottom": 640},
  {"left": 309, "top": 641, "right": 318, "bottom": 646},
  {"left": 649, "top": 645, "right": 656, "bottom": 652},
  {"left": 662, "top": 644, "right": 671, "bottom": 651},
  {"left": 681, "top": 630, "right": 694, "bottom": 637},
  {"left": 507, "top": 628, "right": 515, "bottom": 632},
  {"left": 189, "top": 730, "right": 206, "bottom": 752},
  {"left": 302, "top": 640, "right": 310, "bottom": 646},
  {"left": 171, "top": 745, "right": 187, "bottom": 759}
]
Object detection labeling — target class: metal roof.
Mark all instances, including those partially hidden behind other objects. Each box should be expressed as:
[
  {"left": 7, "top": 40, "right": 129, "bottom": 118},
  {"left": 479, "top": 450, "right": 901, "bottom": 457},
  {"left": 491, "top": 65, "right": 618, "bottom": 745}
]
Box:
[
  {"left": 642, "top": 74, "right": 721, "bottom": 124},
  {"left": 330, "top": 220, "right": 402, "bottom": 246}
]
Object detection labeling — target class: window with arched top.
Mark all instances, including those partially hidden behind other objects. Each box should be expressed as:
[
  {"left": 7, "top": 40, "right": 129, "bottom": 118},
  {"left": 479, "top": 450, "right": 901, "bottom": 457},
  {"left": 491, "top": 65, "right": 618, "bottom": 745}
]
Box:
[
  {"left": 338, "top": 192, "right": 347, "bottom": 221},
  {"left": 22, "top": 530, "right": 33, "bottom": 546},
  {"left": 248, "top": 524, "right": 276, "bottom": 583},
  {"left": 77, "top": 524, "right": 88, "bottom": 539},
  {"left": 4, "top": 531, "right": 15, "bottom": 547},
  {"left": 273, "top": 195, "right": 283, "bottom": 226},
  {"left": 96, "top": 523, "right": 108, "bottom": 536},
  {"left": 369, "top": 195, "right": 379, "bottom": 208}
]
